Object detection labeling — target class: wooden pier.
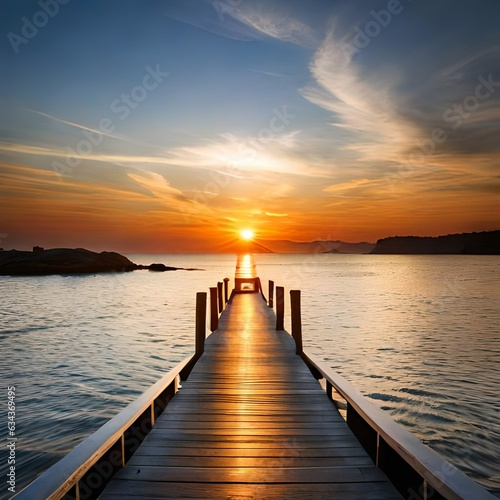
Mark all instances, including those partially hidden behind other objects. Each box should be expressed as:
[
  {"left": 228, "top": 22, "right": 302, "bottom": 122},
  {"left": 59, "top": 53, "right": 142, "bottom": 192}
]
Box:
[
  {"left": 100, "top": 291, "right": 400, "bottom": 499},
  {"left": 15, "top": 255, "right": 496, "bottom": 499}
]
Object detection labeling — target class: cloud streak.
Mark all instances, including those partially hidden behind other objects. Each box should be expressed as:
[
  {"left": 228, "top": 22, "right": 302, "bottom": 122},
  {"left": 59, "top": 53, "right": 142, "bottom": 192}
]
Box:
[
  {"left": 27, "top": 110, "right": 127, "bottom": 142},
  {"left": 301, "top": 29, "right": 419, "bottom": 167},
  {"left": 227, "top": 5, "right": 318, "bottom": 48}
]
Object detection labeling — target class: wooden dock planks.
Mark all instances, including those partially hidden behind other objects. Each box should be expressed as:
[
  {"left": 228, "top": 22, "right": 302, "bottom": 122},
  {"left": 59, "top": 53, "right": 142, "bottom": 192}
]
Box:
[{"left": 100, "top": 292, "right": 401, "bottom": 499}]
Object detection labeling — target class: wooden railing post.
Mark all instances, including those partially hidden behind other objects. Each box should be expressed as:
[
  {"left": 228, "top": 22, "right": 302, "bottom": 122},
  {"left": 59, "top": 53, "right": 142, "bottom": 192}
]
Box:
[
  {"left": 217, "top": 281, "right": 223, "bottom": 313},
  {"left": 195, "top": 292, "right": 207, "bottom": 357},
  {"left": 223, "top": 278, "right": 230, "bottom": 304},
  {"left": 268, "top": 280, "right": 274, "bottom": 308},
  {"left": 209, "top": 287, "right": 218, "bottom": 331},
  {"left": 290, "top": 290, "right": 302, "bottom": 354},
  {"left": 326, "top": 380, "right": 333, "bottom": 400},
  {"left": 256, "top": 277, "right": 263, "bottom": 295},
  {"left": 276, "top": 286, "right": 284, "bottom": 330}
]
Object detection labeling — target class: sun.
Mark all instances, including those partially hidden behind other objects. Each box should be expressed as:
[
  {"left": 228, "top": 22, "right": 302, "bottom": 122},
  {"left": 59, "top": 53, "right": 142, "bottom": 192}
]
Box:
[{"left": 239, "top": 229, "right": 255, "bottom": 241}]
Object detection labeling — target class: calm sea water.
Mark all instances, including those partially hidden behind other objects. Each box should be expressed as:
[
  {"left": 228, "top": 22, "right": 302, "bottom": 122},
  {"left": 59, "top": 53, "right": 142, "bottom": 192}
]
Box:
[{"left": 1, "top": 254, "right": 499, "bottom": 498}]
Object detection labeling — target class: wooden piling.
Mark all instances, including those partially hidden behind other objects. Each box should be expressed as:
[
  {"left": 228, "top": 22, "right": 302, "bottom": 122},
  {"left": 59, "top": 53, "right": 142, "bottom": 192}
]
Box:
[
  {"left": 217, "top": 281, "right": 223, "bottom": 313},
  {"left": 268, "top": 280, "right": 274, "bottom": 308},
  {"left": 290, "top": 290, "right": 302, "bottom": 354},
  {"left": 223, "top": 278, "right": 230, "bottom": 304},
  {"left": 195, "top": 292, "right": 207, "bottom": 357},
  {"left": 180, "top": 291, "right": 208, "bottom": 380},
  {"left": 209, "top": 287, "right": 218, "bottom": 331},
  {"left": 275, "top": 286, "right": 284, "bottom": 330}
]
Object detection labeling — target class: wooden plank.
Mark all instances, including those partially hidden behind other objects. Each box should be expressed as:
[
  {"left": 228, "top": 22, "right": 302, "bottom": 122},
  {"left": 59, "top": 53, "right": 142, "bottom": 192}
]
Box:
[
  {"left": 113, "top": 465, "right": 390, "bottom": 483},
  {"left": 125, "top": 455, "right": 375, "bottom": 468},
  {"left": 152, "top": 421, "right": 346, "bottom": 430},
  {"left": 100, "top": 292, "right": 401, "bottom": 499},
  {"left": 132, "top": 446, "right": 371, "bottom": 458},
  {"left": 144, "top": 415, "right": 344, "bottom": 423},
  {"left": 138, "top": 428, "right": 354, "bottom": 438},
  {"left": 136, "top": 438, "right": 363, "bottom": 449},
  {"left": 101, "top": 480, "right": 402, "bottom": 499}
]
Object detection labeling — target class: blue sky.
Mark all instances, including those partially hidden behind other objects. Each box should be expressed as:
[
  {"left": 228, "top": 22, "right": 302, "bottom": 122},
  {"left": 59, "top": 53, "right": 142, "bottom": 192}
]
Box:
[{"left": 1, "top": 0, "right": 499, "bottom": 251}]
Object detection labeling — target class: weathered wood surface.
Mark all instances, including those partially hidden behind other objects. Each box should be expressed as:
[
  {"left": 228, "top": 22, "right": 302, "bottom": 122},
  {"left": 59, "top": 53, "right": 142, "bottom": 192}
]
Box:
[{"left": 100, "top": 293, "right": 401, "bottom": 499}]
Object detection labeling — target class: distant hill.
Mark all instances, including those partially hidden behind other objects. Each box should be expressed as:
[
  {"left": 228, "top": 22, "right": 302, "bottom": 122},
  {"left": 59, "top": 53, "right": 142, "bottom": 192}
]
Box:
[
  {"left": 216, "top": 239, "right": 274, "bottom": 254},
  {"left": 260, "top": 239, "right": 375, "bottom": 254},
  {"left": 371, "top": 230, "right": 500, "bottom": 255}
]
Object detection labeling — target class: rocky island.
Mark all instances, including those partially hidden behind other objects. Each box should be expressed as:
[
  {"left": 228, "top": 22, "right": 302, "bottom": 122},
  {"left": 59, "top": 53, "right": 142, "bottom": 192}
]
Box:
[{"left": 0, "top": 247, "right": 186, "bottom": 276}]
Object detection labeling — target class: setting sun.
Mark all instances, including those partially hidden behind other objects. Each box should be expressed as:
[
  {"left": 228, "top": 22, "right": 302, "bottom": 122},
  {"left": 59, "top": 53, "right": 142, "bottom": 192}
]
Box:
[{"left": 240, "top": 229, "right": 255, "bottom": 241}]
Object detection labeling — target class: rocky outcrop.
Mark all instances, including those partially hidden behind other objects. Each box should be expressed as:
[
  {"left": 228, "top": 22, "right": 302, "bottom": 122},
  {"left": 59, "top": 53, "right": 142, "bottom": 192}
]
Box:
[
  {"left": 0, "top": 248, "right": 140, "bottom": 275},
  {"left": 0, "top": 247, "right": 201, "bottom": 275},
  {"left": 148, "top": 263, "right": 179, "bottom": 272}
]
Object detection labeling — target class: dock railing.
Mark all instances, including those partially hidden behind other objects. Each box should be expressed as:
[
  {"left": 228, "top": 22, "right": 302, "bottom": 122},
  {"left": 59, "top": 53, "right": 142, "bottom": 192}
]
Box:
[
  {"left": 14, "top": 357, "right": 190, "bottom": 500},
  {"left": 14, "top": 277, "right": 233, "bottom": 500},
  {"left": 267, "top": 281, "right": 495, "bottom": 500}
]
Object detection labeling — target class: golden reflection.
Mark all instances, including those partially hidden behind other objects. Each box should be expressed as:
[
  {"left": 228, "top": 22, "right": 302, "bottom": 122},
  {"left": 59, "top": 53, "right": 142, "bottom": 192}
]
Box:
[
  {"left": 235, "top": 254, "right": 257, "bottom": 279},
  {"left": 234, "top": 254, "right": 259, "bottom": 292}
]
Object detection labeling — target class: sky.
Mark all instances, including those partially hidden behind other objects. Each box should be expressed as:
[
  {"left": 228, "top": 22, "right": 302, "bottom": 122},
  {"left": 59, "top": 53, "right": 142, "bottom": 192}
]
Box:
[{"left": 1, "top": 0, "right": 499, "bottom": 252}]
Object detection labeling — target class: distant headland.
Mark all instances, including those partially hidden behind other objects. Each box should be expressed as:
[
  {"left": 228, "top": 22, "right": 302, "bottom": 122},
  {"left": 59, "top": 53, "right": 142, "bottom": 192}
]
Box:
[
  {"left": 370, "top": 230, "right": 500, "bottom": 255},
  {"left": 0, "top": 247, "right": 195, "bottom": 276},
  {"left": 259, "top": 231, "right": 499, "bottom": 255}
]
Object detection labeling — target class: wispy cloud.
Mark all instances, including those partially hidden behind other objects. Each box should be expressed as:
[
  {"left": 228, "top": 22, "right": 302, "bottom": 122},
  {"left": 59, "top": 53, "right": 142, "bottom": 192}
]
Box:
[
  {"left": 162, "top": 0, "right": 259, "bottom": 42},
  {"left": 27, "top": 109, "right": 128, "bottom": 142},
  {"left": 300, "top": 30, "right": 418, "bottom": 165},
  {"left": 0, "top": 141, "right": 179, "bottom": 168},
  {"left": 0, "top": 143, "right": 65, "bottom": 158},
  {"left": 0, "top": 162, "right": 195, "bottom": 221},
  {"left": 150, "top": 132, "right": 312, "bottom": 177},
  {"left": 0, "top": 129, "right": 308, "bottom": 178},
  {"left": 265, "top": 211, "right": 288, "bottom": 217},
  {"left": 247, "top": 68, "right": 288, "bottom": 78},
  {"left": 164, "top": 0, "right": 318, "bottom": 48},
  {"left": 403, "top": 45, "right": 500, "bottom": 157},
  {"left": 228, "top": 6, "right": 318, "bottom": 48}
]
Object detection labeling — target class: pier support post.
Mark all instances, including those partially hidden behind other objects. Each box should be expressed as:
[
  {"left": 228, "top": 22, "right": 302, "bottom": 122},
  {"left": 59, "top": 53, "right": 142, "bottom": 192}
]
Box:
[
  {"left": 276, "top": 286, "right": 284, "bottom": 330},
  {"left": 268, "top": 280, "right": 274, "bottom": 308},
  {"left": 209, "top": 287, "right": 218, "bottom": 331},
  {"left": 223, "top": 278, "right": 230, "bottom": 304},
  {"left": 180, "top": 291, "right": 208, "bottom": 380},
  {"left": 195, "top": 292, "right": 207, "bottom": 357},
  {"left": 290, "top": 290, "right": 303, "bottom": 354},
  {"left": 217, "top": 281, "right": 223, "bottom": 313}
]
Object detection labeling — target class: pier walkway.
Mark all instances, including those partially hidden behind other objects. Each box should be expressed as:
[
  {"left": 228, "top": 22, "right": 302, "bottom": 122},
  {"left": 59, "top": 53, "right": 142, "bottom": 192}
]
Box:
[{"left": 100, "top": 291, "right": 401, "bottom": 499}]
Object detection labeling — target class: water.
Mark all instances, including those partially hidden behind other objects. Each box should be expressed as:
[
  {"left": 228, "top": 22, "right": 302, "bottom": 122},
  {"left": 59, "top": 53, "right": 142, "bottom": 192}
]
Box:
[{"left": 1, "top": 254, "right": 499, "bottom": 497}]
